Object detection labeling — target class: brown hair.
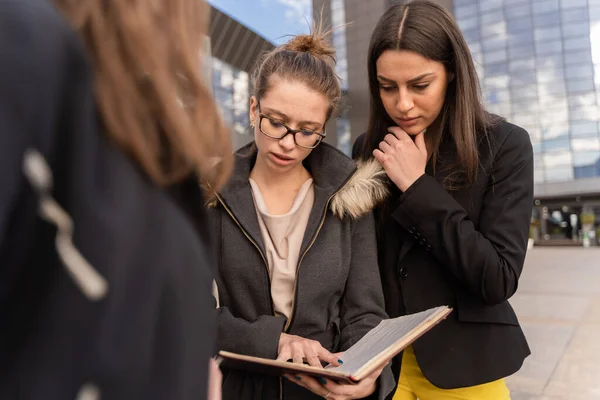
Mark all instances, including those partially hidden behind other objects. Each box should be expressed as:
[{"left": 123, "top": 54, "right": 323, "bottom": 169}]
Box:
[
  {"left": 362, "top": 0, "right": 498, "bottom": 189},
  {"left": 252, "top": 22, "right": 341, "bottom": 121},
  {"left": 51, "top": 0, "right": 232, "bottom": 190}
]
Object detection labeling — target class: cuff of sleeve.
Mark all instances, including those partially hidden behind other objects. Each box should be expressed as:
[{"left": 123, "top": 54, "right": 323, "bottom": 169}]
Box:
[
  {"left": 391, "top": 175, "right": 450, "bottom": 253},
  {"left": 392, "top": 174, "right": 436, "bottom": 230},
  {"left": 252, "top": 315, "right": 287, "bottom": 359}
]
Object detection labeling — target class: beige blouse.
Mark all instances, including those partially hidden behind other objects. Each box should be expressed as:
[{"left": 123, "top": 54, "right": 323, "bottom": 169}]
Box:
[{"left": 248, "top": 178, "right": 315, "bottom": 320}]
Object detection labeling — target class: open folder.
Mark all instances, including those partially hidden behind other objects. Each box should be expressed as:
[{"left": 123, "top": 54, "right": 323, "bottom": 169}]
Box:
[{"left": 217, "top": 305, "right": 452, "bottom": 384}]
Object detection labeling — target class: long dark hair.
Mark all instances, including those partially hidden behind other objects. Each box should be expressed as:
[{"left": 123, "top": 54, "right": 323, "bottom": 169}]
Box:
[{"left": 361, "top": 0, "right": 497, "bottom": 189}]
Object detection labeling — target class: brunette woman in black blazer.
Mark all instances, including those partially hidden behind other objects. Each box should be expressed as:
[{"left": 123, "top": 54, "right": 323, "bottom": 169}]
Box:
[{"left": 353, "top": 2, "right": 533, "bottom": 399}]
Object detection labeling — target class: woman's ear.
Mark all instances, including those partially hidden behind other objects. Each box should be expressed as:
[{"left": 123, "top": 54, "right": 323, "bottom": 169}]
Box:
[
  {"left": 448, "top": 72, "right": 455, "bottom": 83},
  {"left": 249, "top": 96, "right": 258, "bottom": 126}
]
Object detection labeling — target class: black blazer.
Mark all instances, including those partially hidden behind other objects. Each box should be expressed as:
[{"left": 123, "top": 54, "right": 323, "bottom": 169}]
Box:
[
  {"left": 1, "top": 1, "right": 215, "bottom": 398},
  {"left": 353, "top": 118, "right": 533, "bottom": 390}
]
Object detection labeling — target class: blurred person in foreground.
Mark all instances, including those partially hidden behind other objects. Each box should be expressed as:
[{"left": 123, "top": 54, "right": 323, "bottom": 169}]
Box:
[
  {"left": 354, "top": 1, "right": 533, "bottom": 399},
  {"left": 0, "top": 0, "right": 231, "bottom": 398}
]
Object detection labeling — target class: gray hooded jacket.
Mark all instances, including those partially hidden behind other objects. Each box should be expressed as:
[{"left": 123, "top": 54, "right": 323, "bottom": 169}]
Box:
[{"left": 208, "top": 142, "right": 394, "bottom": 400}]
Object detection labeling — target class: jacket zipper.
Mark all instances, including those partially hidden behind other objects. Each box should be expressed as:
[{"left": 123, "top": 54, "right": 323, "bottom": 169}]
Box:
[
  {"left": 284, "top": 168, "right": 358, "bottom": 334},
  {"left": 214, "top": 193, "right": 275, "bottom": 316},
  {"left": 215, "top": 192, "right": 282, "bottom": 399},
  {"left": 279, "top": 170, "right": 356, "bottom": 400}
]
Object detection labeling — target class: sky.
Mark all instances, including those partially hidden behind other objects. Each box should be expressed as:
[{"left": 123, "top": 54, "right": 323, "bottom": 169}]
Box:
[{"left": 208, "top": 0, "right": 312, "bottom": 45}]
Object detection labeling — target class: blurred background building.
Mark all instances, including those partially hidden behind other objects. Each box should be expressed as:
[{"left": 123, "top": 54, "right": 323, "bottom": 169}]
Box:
[
  {"left": 207, "top": 5, "right": 274, "bottom": 150},
  {"left": 207, "top": 0, "right": 600, "bottom": 245},
  {"left": 453, "top": 0, "right": 600, "bottom": 245}
]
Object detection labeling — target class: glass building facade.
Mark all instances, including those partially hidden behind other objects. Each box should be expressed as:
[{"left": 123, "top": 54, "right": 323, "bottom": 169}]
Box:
[
  {"left": 454, "top": 0, "right": 600, "bottom": 184},
  {"left": 211, "top": 57, "right": 251, "bottom": 149},
  {"left": 331, "top": 0, "right": 353, "bottom": 155}
]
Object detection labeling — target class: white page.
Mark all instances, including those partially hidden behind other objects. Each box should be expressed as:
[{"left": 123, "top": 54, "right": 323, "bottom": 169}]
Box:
[{"left": 327, "top": 306, "right": 448, "bottom": 376}]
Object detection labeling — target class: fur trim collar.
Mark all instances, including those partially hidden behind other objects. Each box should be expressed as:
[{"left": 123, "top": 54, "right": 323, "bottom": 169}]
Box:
[
  {"left": 330, "top": 158, "right": 389, "bottom": 219},
  {"left": 206, "top": 159, "right": 389, "bottom": 220}
]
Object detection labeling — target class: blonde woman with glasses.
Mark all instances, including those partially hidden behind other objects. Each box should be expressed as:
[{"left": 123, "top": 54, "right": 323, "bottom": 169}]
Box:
[{"left": 207, "top": 26, "right": 395, "bottom": 400}]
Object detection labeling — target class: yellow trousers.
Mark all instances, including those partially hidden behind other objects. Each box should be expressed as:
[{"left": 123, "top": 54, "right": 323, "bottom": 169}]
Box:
[{"left": 392, "top": 346, "right": 511, "bottom": 400}]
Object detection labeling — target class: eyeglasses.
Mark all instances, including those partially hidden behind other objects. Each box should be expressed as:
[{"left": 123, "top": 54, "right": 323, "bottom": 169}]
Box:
[{"left": 256, "top": 103, "right": 326, "bottom": 149}]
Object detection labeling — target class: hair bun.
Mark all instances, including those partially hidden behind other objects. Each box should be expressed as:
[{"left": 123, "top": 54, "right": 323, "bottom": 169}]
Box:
[{"left": 282, "top": 30, "right": 336, "bottom": 63}]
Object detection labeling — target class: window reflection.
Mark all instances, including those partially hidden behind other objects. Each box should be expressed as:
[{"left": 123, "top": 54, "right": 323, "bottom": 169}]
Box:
[
  {"left": 573, "top": 151, "right": 600, "bottom": 178},
  {"left": 564, "top": 50, "right": 593, "bottom": 65},
  {"left": 482, "top": 21, "right": 507, "bottom": 38},
  {"left": 567, "top": 79, "right": 595, "bottom": 94},
  {"left": 543, "top": 151, "right": 573, "bottom": 167},
  {"left": 457, "top": 0, "right": 600, "bottom": 183},
  {"left": 572, "top": 138, "right": 600, "bottom": 152},
  {"left": 533, "top": 13, "right": 560, "bottom": 28},
  {"left": 562, "top": 8, "right": 588, "bottom": 23},
  {"left": 509, "top": 44, "right": 535, "bottom": 58},
  {"left": 561, "top": 0, "right": 587, "bottom": 9},
  {"left": 510, "top": 57, "right": 535, "bottom": 71},
  {"left": 532, "top": 0, "right": 559, "bottom": 14},
  {"left": 545, "top": 167, "right": 574, "bottom": 181},
  {"left": 484, "top": 49, "right": 508, "bottom": 63},
  {"left": 212, "top": 58, "right": 249, "bottom": 137},
  {"left": 482, "top": 38, "right": 507, "bottom": 52},
  {"left": 541, "top": 123, "right": 569, "bottom": 139},
  {"left": 481, "top": 10, "right": 504, "bottom": 25},
  {"left": 480, "top": 0, "right": 503, "bottom": 13},
  {"left": 535, "top": 40, "right": 563, "bottom": 55},
  {"left": 562, "top": 22, "right": 589, "bottom": 38},
  {"left": 534, "top": 168, "right": 545, "bottom": 183},
  {"left": 565, "top": 64, "right": 593, "bottom": 79},
  {"left": 458, "top": 16, "right": 479, "bottom": 31},
  {"left": 570, "top": 120, "right": 599, "bottom": 136},
  {"left": 331, "top": 0, "right": 352, "bottom": 155},
  {"left": 456, "top": 5, "right": 477, "bottom": 19},
  {"left": 573, "top": 151, "right": 600, "bottom": 167},
  {"left": 507, "top": 17, "right": 533, "bottom": 32},
  {"left": 511, "top": 84, "right": 538, "bottom": 99},
  {"left": 506, "top": 4, "right": 531, "bottom": 19},
  {"left": 564, "top": 36, "right": 591, "bottom": 51},
  {"left": 509, "top": 31, "right": 534, "bottom": 47},
  {"left": 543, "top": 138, "right": 570, "bottom": 152}
]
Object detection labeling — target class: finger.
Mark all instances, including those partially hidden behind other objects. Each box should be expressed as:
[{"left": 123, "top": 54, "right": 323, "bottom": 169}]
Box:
[
  {"left": 291, "top": 374, "right": 333, "bottom": 398},
  {"left": 320, "top": 379, "right": 356, "bottom": 398},
  {"left": 304, "top": 346, "right": 323, "bottom": 369},
  {"left": 368, "top": 364, "right": 387, "bottom": 379},
  {"left": 414, "top": 130, "right": 427, "bottom": 157},
  {"left": 317, "top": 347, "right": 342, "bottom": 366},
  {"left": 383, "top": 133, "right": 399, "bottom": 147},
  {"left": 276, "top": 347, "right": 292, "bottom": 362},
  {"left": 207, "top": 359, "right": 222, "bottom": 400},
  {"left": 388, "top": 126, "right": 410, "bottom": 141},
  {"left": 378, "top": 140, "right": 392, "bottom": 154},
  {"left": 291, "top": 342, "right": 305, "bottom": 364},
  {"left": 373, "top": 149, "right": 386, "bottom": 164}
]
